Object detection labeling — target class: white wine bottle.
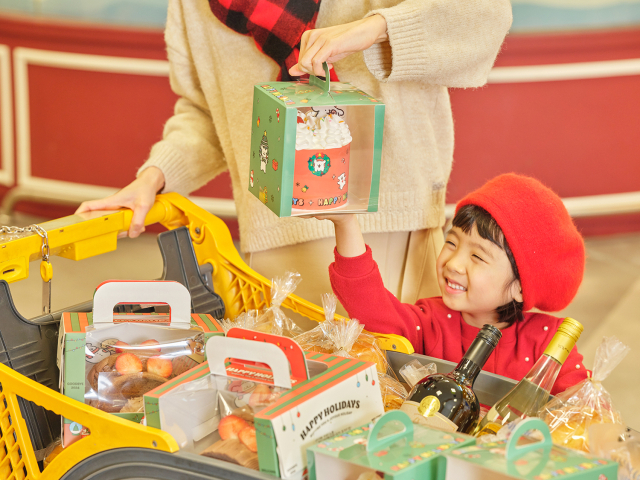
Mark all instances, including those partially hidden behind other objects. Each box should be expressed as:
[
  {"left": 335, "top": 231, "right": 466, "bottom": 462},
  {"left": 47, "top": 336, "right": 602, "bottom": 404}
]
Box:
[{"left": 473, "top": 317, "right": 583, "bottom": 436}]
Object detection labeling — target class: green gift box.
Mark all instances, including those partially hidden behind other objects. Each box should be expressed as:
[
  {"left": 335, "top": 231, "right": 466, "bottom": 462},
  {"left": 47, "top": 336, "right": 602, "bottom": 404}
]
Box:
[
  {"left": 307, "top": 410, "right": 475, "bottom": 480},
  {"left": 444, "top": 418, "right": 618, "bottom": 480},
  {"left": 248, "top": 63, "right": 385, "bottom": 217}
]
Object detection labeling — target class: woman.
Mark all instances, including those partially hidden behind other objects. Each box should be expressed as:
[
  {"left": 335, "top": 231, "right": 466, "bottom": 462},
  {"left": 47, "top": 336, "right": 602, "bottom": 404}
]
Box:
[{"left": 77, "top": 0, "right": 512, "bottom": 318}]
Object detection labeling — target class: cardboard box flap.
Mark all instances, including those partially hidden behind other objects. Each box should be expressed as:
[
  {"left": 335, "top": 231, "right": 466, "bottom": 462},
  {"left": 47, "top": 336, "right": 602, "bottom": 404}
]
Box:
[
  {"left": 207, "top": 333, "right": 298, "bottom": 389},
  {"left": 92, "top": 280, "right": 191, "bottom": 327}
]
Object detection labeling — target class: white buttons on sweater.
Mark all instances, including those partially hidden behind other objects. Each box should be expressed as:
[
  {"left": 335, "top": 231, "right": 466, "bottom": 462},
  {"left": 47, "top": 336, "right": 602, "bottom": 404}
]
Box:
[
  {"left": 525, "top": 357, "right": 530, "bottom": 362},
  {"left": 576, "top": 364, "right": 581, "bottom": 369},
  {"left": 417, "top": 326, "right": 421, "bottom": 331},
  {"left": 544, "top": 326, "right": 549, "bottom": 331},
  {"left": 447, "top": 314, "right": 452, "bottom": 318}
]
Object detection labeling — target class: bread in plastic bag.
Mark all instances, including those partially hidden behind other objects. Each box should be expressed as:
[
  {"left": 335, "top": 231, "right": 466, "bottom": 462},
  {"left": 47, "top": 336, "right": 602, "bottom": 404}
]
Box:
[
  {"left": 220, "top": 310, "right": 259, "bottom": 334},
  {"left": 222, "top": 272, "right": 304, "bottom": 338},
  {"left": 293, "top": 293, "right": 408, "bottom": 411},
  {"left": 540, "top": 335, "right": 629, "bottom": 452}
]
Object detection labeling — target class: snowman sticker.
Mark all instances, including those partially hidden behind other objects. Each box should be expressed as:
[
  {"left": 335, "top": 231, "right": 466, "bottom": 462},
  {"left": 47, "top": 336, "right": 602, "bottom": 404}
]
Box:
[
  {"left": 259, "top": 131, "right": 269, "bottom": 173},
  {"left": 337, "top": 173, "right": 346, "bottom": 190}
]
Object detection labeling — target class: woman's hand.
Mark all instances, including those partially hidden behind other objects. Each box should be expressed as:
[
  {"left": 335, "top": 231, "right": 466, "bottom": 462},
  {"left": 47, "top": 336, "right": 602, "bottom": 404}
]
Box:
[
  {"left": 75, "top": 167, "right": 165, "bottom": 238},
  {"left": 289, "top": 14, "right": 388, "bottom": 77}
]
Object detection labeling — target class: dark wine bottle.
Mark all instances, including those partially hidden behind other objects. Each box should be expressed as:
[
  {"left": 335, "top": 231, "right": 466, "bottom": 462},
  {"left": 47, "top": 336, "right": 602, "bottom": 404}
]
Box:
[{"left": 399, "top": 324, "right": 502, "bottom": 433}]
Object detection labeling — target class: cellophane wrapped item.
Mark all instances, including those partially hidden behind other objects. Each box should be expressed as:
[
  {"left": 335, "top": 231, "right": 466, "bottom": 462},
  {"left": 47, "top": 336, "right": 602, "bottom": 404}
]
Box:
[
  {"left": 540, "top": 336, "right": 630, "bottom": 452},
  {"left": 199, "top": 376, "right": 288, "bottom": 470},
  {"left": 254, "top": 271, "right": 304, "bottom": 337},
  {"left": 590, "top": 424, "right": 640, "bottom": 480},
  {"left": 399, "top": 359, "right": 437, "bottom": 388},
  {"left": 294, "top": 293, "right": 408, "bottom": 411},
  {"left": 611, "top": 431, "right": 640, "bottom": 480},
  {"left": 220, "top": 272, "right": 304, "bottom": 338},
  {"left": 220, "top": 310, "right": 259, "bottom": 334},
  {"left": 84, "top": 324, "right": 205, "bottom": 414}
]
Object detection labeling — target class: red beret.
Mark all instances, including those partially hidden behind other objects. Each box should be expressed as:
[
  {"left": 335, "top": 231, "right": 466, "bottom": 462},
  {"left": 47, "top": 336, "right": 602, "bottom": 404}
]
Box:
[{"left": 456, "top": 174, "right": 585, "bottom": 312}]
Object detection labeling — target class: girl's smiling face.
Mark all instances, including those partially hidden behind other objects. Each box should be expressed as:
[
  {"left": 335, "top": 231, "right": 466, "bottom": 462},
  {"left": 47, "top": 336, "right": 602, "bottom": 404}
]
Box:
[{"left": 437, "top": 225, "right": 522, "bottom": 328}]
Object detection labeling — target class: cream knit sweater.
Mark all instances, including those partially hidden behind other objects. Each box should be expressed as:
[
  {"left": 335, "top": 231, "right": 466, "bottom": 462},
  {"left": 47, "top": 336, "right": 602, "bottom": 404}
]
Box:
[{"left": 139, "top": 0, "right": 512, "bottom": 253}]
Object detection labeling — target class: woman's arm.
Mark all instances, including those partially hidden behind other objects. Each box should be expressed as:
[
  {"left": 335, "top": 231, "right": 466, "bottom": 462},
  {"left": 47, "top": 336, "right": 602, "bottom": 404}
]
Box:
[
  {"left": 362, "top": 0, "right": 513, "bottom": 87},
  {"left": 77, "top": 0, "right": 227, "bottom": 237}
]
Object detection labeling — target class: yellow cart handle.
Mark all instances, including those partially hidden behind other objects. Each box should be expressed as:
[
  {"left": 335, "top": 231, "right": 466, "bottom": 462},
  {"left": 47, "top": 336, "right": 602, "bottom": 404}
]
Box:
[{"left": 0, "top": 194, "right": 414, "bottom": 354}]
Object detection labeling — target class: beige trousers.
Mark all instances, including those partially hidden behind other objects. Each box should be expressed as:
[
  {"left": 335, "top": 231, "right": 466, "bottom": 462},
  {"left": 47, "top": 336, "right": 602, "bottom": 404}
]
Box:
[{"left": 246, "top": 228, "right": 444, "bottom": 328}]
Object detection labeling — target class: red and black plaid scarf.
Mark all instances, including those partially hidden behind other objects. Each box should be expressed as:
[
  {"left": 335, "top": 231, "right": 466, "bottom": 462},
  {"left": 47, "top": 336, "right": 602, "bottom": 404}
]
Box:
[{"left": 209, "top": 0, "right": 338, "bottom": 81}]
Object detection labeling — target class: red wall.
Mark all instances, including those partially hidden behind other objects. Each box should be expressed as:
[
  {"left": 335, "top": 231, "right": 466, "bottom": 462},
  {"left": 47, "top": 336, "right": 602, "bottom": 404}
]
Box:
[{"left": 1, "top": 15, "right": 639, "bottom": 236}]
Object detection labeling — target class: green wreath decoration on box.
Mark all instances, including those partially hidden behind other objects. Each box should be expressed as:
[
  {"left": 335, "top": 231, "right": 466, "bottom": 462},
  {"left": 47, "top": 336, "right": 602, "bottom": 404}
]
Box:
[{"left": 308, "top": 153, "right": 331, "bottom": 177}]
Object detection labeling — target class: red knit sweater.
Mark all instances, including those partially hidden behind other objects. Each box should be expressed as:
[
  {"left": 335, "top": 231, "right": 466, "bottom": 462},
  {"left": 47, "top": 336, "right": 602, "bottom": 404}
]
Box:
[{"left": 329, "top": 246, "right": 588, "bottom": 395}]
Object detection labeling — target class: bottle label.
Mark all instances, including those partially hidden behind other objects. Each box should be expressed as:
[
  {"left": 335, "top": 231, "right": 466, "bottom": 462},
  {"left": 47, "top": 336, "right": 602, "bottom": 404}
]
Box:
[
  {"left": 400, "top": 400, "right": 458, "bottom": 432},
  {"left": 475, "top": 421, "right": 502, "bottom": 437}
]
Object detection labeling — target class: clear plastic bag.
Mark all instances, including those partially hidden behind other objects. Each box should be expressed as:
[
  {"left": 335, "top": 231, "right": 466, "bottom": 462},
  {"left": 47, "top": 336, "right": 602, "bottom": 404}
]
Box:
[
  {"left": 254, "top": 271, "right": 304, "bottom": 337},
  {"left": 540, "top": 336, "right": 630, "bottom": 452},
  {"left": 221, "top": 272, "right": 304, "bottom": 338},
  {"left": 220, "top": 310, "right": 259, "bottom": 334},
  {"left": 293, "top": 293, "right": 408, "bottom": 411},
  {"left": 84, "top": 324, "right": 205, "bottom": 414},
  {"left": 589, "top": 424, "right": 640, "bottom": 480},
  {"left": 399, "top": 359, "right": 437, "bottom": 388},
  {"left": 200, "top": 377, "right": 287, "bottom": 470}
]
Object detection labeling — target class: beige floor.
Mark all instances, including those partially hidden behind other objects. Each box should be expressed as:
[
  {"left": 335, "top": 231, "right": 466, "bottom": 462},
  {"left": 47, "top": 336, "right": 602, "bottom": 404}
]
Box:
[{"left": 5, "top": 213, "right": 640, "bottom": 429}]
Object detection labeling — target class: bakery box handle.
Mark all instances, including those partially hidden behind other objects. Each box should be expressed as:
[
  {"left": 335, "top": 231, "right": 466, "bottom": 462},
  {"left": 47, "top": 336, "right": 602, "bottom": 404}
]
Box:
[
  {"left": 367, "top": 410, "right": 414, "bottom": 452},
  {"left": 505, "top": 418, "right": 553, "bottom": 462},
  {"left": 92, "top": 280, "right": 192, "bottom": 326},
  {"left": 226, "top": 328, "right": 309, "bottom": 382},
  {"left": 206, "top": 336, "right": 292, "bottom": 389},
  {"left": 309, "top": 62, "right": 331, "bottom": 94}
]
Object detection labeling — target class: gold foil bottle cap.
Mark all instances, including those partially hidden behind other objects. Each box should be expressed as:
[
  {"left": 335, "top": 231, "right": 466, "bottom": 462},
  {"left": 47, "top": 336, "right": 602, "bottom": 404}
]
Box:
[
  {"left": 557, "top": 317, "right": 584, "bottom": 343},
  {"left": 543, "top": 317, "right": 584, "bottom": 364}
]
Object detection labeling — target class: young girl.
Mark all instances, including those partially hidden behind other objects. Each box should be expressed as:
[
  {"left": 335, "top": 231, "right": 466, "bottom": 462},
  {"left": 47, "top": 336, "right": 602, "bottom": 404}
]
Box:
[{"left": 324, "top": 174, "right": 588, "bottom": 395}]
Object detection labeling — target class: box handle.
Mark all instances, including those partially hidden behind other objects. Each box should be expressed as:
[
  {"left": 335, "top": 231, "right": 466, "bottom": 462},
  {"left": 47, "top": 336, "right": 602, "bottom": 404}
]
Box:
[
  {"left": 226, "top": 328, "right": 309, "bottom": 382},
  {"left": 366, "top": 411, "right": 414, "bottom": 452},
  {"left": 92, "top": 280, "right": 191, "bottom": 326},
  {"left": 206, "top": 336, "right": 292, "bottom": 389},
  {"left": 505, "top": 418, "right": 552, "bottom": 462},
  {"left": 309, "top": 62, "right": 331, "bottom": 94}
]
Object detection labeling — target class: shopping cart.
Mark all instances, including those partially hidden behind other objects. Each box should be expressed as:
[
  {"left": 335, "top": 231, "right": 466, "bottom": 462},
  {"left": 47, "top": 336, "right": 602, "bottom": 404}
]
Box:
[
  {"left": 0, "top": 193, "right": 583, "bottom": 480},
  {"left": 0, "top": 193, "right": 415, "bottom": 480}
]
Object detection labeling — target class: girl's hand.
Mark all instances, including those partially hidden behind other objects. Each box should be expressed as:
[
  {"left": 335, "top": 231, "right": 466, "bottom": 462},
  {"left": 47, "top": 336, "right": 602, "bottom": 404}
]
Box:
[
  {"left": 75, "top": 167, "right": 165, "bottom": 238},
  {"left": 289, "top": 14, "right": 388, "bottom": 77},
  {"left": 308, "top": 214, "right": 366, "bottom": 258}
]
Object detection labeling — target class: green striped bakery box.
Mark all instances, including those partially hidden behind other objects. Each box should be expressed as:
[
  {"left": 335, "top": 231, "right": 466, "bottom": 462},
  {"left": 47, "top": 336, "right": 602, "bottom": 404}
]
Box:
[
  {"left": 144, "top": 331, "right": 385, "bottom": 479},
  {"left": 59, "top": 305, "right": 224, "bottom": 447},
  {"left": 307, "top": 410, "right": 475, "bottom": 480}
]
